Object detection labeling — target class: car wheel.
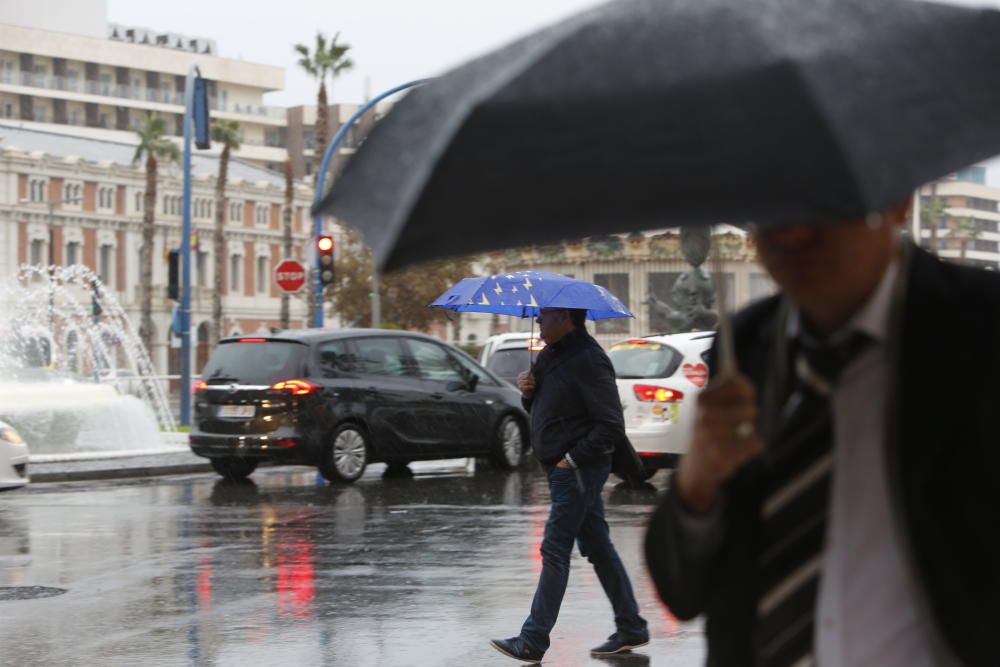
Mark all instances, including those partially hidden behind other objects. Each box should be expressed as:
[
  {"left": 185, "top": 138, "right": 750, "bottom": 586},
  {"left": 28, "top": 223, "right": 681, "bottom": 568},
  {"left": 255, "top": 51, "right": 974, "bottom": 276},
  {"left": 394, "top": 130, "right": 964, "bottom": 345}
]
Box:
[
  {"left": 488, "top": 415, "right": 525, "bottom": 470},
  {"left": 209, "top": 456, "right": 258, "bottom": 481},
  {"left": 319, "top": 424, "right": 369, "bottom": 483}
]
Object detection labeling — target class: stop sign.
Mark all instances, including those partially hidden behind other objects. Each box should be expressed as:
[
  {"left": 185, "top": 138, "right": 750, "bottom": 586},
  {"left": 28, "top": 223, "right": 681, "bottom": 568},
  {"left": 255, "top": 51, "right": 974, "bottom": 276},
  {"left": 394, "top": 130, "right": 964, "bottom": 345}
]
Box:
[{"left": 274, "top": 259, "right": 307, "bottom": 293}]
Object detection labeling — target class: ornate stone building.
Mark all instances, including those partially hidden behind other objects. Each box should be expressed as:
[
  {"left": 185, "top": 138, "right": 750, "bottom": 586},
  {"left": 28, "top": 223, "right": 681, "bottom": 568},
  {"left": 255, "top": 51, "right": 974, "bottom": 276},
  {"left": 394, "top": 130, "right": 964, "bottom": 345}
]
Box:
[
  {"left": 452, "top": 226, "right": 775, "bottom": 349},
  {"left": 0, "top": 124, "right": 319, "bottom": 376}
]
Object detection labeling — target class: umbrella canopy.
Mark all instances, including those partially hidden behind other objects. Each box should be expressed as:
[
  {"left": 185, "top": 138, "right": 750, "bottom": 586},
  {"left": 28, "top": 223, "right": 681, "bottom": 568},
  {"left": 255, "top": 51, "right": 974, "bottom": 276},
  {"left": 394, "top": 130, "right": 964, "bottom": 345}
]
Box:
[
  {"left": 430, "top": 270, "right": 633, "bottom": 320},
  {"left": 317, "top": 0, "right": 1000, "bottom": 271}
]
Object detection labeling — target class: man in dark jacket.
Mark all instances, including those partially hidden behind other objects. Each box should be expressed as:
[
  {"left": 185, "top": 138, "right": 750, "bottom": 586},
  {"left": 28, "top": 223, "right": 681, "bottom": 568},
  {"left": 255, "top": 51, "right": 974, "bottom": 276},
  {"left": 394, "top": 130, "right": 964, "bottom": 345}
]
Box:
[
  {"left": 490, "top": 307, "right": 648, "bottom": 663},
  {"left": 645, "top": 202, "right": 1000, "bottom": 667}
]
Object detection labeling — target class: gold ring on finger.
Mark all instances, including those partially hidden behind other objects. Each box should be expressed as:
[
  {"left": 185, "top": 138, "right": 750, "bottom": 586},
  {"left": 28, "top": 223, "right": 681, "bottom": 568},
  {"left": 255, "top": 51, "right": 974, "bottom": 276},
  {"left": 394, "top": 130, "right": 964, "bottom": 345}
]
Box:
[{"left": 735, "top": 421, "right": 754, "bottom": 439}]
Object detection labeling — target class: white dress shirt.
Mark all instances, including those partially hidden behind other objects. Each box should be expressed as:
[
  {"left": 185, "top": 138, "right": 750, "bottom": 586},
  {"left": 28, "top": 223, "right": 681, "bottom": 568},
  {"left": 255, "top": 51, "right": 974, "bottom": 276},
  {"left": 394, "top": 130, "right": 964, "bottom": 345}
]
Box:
[
  {"left": 788, "top": 255, "right": 936, "bottom": 667},
  {"left": 678, "top": 252, "right": 940, "bottom": 667}
]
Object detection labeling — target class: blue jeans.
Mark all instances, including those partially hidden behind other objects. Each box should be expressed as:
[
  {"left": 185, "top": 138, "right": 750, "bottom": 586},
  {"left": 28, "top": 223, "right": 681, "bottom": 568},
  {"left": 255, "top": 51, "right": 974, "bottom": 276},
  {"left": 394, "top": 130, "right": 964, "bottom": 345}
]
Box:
[{"left": 519, "top": 463, "right": 648, "bottom": 652}]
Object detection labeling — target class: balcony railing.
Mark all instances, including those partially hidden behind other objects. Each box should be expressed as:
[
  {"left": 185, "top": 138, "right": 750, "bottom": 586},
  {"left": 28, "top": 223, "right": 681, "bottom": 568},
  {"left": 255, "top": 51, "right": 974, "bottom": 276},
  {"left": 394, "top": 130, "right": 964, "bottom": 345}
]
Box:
[{"left": 0, "top": 71, "right": 286, "bottom": 120}]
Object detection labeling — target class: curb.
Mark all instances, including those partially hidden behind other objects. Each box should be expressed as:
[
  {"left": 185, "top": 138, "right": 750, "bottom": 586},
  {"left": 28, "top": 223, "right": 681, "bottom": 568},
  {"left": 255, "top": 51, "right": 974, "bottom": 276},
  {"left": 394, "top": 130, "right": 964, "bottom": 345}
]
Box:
[{"left": 29, "top": 462, "right": 213, "bottom": 484}]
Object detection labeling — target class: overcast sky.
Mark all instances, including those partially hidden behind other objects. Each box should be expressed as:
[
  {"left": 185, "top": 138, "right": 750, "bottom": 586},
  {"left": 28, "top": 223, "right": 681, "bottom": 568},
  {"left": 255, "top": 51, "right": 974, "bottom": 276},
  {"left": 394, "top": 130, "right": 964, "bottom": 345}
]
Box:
[
  {"left": 106, "top": 0, "right": 603, "bottom": 107},
  {"left": 107, "top": 0, "right": 1000, "bottom": 181}
]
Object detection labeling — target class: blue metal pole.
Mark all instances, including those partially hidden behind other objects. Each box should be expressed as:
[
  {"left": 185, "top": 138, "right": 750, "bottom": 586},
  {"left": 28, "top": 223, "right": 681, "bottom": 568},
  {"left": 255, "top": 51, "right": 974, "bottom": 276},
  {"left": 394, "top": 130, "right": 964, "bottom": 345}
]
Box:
[
  {"left": 311, "top": 78, "right": 429, "bottom": 328},
  {"left": 180, "top": 65, "right": 197, "bottom": 426}
]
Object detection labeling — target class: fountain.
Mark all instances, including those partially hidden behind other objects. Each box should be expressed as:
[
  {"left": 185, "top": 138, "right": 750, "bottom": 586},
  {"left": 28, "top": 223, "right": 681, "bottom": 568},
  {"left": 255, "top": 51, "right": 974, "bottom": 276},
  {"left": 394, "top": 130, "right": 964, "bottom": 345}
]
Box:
[{"left": 0, "top": 264, "right": 177, "bottom": 454}]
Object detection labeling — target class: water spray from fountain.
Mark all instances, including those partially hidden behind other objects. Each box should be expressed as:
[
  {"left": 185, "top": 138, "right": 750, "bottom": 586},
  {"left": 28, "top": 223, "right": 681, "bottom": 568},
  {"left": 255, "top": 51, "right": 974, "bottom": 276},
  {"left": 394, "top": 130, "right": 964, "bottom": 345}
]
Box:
[{"left": 0, "top": 264, "right": 177, "bottom": 454}]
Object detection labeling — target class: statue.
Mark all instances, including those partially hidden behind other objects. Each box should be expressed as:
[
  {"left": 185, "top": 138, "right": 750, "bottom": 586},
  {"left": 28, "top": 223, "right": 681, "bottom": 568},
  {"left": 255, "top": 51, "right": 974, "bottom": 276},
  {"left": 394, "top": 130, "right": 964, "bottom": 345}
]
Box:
[{"left": 647, "top": 227, "right": 719, "bottom": 333}]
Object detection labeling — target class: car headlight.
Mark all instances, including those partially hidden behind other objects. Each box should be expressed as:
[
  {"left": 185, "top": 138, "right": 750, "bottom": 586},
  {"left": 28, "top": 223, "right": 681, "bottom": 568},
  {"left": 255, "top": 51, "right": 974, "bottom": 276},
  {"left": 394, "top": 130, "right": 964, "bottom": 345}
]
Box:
[{"left": 0, "top": 426, "right": 25, "bottom": 445}]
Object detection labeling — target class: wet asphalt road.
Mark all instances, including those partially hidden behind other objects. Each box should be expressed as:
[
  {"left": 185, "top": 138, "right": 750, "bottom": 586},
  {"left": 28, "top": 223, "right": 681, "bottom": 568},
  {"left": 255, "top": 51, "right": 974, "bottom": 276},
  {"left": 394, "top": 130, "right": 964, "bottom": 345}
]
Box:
[{"left": 0, "top": 462, "right": 705, "bottom": 667}]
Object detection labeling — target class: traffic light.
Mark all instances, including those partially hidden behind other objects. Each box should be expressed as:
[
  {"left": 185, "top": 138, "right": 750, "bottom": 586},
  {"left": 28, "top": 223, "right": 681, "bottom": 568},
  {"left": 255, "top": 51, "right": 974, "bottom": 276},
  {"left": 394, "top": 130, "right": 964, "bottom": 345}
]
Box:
[
  {"left": 167, "top": 249, "right": 180, "bottom": 300},
  {"left": 317, "top": 235, "right": 335, "bottom": 288}
]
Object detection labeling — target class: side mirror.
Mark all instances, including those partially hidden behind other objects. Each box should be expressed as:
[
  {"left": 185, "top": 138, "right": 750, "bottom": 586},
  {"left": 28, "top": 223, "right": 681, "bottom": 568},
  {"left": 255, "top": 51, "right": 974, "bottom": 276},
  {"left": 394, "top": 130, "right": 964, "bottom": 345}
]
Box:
[{"left": 467, "top": 374, "right": 479, "bottom": 392}]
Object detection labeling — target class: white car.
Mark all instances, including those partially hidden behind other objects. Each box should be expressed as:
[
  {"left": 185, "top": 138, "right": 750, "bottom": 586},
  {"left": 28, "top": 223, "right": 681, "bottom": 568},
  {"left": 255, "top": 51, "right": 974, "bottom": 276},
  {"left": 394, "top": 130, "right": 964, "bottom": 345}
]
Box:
[
  {"left": 0, "top": 420, "right": 29, "bottom": 491},
  {"left": 479, "top": 332, "right": 545, "bottom": 385},
  {"left": 608, "top": 332, "right": 715, "bottom": 479}
]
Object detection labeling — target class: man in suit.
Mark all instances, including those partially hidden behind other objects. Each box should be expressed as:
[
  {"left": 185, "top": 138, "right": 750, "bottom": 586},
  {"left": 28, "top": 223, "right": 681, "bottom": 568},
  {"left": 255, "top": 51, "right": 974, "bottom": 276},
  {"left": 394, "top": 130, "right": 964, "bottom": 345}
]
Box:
[
  {"left": 645, "top": 201, "right": 1000, "bottom": 666},
  {"left": 491, "top": 307, "right": 648, "bottom": 663}
]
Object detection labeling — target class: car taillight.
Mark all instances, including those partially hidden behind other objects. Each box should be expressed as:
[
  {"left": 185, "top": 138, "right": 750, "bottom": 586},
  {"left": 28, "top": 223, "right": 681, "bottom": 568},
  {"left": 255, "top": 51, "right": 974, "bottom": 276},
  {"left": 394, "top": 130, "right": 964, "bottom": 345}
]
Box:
[
  {"left": 239, "top": 337, "right": 267, "bottom": 343},
  {"left": 270, "top": 379, "right": 317, "bottom": 396},
  {"left": 633, "top": 384, "right": 684, "bottom": 402},
  {"left": 193, "top": 379, "right": 207, "bottom": 394}
]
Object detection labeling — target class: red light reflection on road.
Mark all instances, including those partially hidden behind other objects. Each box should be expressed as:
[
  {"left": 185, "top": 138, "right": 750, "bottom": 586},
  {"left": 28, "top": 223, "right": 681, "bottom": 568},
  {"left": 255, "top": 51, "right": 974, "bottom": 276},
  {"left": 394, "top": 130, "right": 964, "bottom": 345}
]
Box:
[
  {"left": 276, "top": 539, "right": 315, "bottom": 620},
  {"left": 197, "top": 554, "right": 212, "bottom": 608}
]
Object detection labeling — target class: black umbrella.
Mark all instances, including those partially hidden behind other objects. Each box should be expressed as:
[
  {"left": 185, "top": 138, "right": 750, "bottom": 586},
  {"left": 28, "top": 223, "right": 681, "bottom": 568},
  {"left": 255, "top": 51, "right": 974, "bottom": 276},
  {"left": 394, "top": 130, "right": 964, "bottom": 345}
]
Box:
[{"left": 317, "top": 0, "right": 1000, "bottom": 272}]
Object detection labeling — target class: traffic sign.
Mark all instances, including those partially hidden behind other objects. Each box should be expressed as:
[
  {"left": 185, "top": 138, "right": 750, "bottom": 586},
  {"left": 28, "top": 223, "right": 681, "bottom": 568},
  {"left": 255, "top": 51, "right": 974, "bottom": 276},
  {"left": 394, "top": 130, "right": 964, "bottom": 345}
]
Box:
[{"left": 274, "top": 258, "right": 307, "bottom": 293}]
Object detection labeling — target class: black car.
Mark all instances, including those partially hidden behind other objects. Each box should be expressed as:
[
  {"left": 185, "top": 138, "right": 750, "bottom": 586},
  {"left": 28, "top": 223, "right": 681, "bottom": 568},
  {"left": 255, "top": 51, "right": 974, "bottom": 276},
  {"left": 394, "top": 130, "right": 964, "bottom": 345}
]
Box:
[{"left": 190, "top": 329, "right": 530, "bottom": 483}]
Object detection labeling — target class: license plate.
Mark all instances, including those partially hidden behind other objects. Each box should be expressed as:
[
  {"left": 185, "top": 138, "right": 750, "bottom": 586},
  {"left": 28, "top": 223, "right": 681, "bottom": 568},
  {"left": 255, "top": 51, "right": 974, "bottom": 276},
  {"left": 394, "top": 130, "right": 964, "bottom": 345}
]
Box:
[{"left": 218, "top": 405, "right": 255, "bottom": 418}]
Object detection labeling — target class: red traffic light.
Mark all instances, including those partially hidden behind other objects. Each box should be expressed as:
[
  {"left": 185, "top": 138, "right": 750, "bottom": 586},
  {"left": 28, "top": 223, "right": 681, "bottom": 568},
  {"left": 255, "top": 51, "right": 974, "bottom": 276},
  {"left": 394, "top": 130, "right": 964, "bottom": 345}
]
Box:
[{"left": 317, "top": 236, "right": 334, "bottom": 252}]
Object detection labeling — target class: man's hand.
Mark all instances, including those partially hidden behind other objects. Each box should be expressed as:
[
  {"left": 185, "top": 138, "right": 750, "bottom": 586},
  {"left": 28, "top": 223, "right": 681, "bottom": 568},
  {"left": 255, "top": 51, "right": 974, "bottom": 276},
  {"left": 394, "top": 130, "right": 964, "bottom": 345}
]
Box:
[
  {"left": 556, "top": 458, "right": 572, "bottom": 469},
  {"left": 675, "top": 374, "right": 764, "bottom": 515},
  {"left": 517, "top": 371, "right": 536, "bottom": 397}
]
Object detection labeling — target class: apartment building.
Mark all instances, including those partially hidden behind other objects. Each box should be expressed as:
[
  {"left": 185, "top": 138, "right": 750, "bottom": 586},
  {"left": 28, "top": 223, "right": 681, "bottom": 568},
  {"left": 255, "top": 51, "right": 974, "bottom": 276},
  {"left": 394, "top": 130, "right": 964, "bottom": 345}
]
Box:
[
  {"left": 915, "top": 165, "right": 1000, "bottom": 271},
  {"left": 0, "top": 0, "right": 288, "bottom": 171}
]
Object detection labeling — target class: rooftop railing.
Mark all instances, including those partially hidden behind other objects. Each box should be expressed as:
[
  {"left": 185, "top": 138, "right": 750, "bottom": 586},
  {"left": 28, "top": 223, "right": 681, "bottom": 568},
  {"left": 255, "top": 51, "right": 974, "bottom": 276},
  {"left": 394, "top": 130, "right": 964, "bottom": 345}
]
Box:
[{"left": 0, "top": 71, "right": 286, "bottom": 120}]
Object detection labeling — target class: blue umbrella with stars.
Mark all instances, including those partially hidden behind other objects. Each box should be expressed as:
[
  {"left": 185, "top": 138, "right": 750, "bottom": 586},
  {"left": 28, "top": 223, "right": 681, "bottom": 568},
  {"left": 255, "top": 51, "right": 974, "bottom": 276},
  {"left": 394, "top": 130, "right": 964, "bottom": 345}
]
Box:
[{"left": 431, "top": 269, "right": 632, "bottom": 364}]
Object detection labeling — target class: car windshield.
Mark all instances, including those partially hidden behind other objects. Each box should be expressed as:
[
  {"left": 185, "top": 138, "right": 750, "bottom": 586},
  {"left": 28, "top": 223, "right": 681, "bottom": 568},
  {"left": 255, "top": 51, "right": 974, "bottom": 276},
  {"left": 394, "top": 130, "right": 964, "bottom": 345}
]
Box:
[
  {"left": 486, "top": 348, "right": 531, "bottom": 382},
  {"left": 608, "top": 341, "right": 683, "bottom": 379},
  {"left": 202, "top": 341, "right": 308, "bottom": 385}
]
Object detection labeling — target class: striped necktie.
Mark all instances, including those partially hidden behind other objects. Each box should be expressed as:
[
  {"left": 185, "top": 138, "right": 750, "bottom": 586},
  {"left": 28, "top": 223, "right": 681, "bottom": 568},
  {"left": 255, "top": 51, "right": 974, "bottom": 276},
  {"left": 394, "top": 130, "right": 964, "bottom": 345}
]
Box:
[{"left": 754, "top": 332, "right": 871, "bottom": 667}]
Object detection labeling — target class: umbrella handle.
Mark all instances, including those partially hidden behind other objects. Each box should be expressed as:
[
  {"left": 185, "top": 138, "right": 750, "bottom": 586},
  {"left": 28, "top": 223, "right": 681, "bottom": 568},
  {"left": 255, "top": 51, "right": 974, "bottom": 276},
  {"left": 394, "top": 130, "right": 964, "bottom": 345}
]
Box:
[
  {"left": 710, "top": 224, "right": 738, "bottom": 381},
  {"left": 530, "top": 317, "right": 535, "bottom": 370},
  {"left": 715, "top": 308, "right": 738, "bottom": 380}
]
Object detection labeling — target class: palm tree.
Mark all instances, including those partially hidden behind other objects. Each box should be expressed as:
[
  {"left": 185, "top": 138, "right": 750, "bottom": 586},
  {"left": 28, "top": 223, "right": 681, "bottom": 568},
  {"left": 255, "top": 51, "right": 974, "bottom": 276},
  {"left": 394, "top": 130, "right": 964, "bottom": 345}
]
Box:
[
  {"left": 294, "top": 32, "right": 353, "bottom": 320},
  {"left": 949, "top": 216, "right": 981, "bottom": 264},
  {"left": 921, "top": 183, "right": 951, "bottom": 255},
  {"left": 280, "top": 160, "right": 294, "bottom": 329},
  {"left": 132, "top": 113, "right": 179, "bottom": 356},
  {"left": 294, "top": 32, "right": 354, "bottom": 176},
  {"left": 210, "top": 120, "right": 241, "bottom": 344}
]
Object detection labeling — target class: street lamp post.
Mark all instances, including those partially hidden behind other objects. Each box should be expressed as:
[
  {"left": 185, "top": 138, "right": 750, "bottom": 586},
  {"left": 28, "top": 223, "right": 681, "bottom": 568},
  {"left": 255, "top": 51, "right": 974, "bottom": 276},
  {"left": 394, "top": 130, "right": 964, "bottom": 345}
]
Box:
[{"left": 310, "top": 79, "right": 429, "bottom": 328}]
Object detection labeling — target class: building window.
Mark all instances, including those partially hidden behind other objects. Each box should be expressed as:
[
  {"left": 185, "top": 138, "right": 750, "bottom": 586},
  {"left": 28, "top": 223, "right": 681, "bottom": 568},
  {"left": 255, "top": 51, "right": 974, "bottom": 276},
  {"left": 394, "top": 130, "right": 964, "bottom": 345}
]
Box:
[
  {"left": 99, "top": 244, "right": 113, "bottom": 285},
  {"left": 3, "top": 103, "right": 12, "bottom": 119},
  {"left": 134, "top": 191, "right": 144, "bottom": 212},
  {"left": 28, "top": 178, "right": 47, "bottom": 203},
  {"left": 66, "top": 241, "right": 80, "bottom": 266},
  {"left": 256, "top": 255, "right": 268, "bottom": 294},
  {"left": 230, "top": 254, "right": 242, "bottom": 292},
  {"left": 593, "top": 273, "right": 630, "bottom": 334},
  {"left": 30, "top": 239, "right": 46, "bottom": 266},
  {"left": 255, "top": 205, "right": 269, "bottom": 227},
  {"left": 195, "top": 250, "right": 207, "bottom": 288},
  {"left": 229, "top": 201, "right": 242, "bottom": 222},
  {"left": 98, "top": 186, "right": 114, "bottom": 211}
]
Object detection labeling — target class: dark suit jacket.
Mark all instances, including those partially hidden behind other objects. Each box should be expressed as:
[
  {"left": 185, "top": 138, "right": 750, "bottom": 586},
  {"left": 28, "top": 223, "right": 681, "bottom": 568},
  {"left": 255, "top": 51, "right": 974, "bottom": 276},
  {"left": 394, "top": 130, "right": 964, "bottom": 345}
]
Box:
[
  {"left": 644, "top": 246, "right": 1000, "bottom": 666},
  {"left": 523, "top": 327, "right": 623, "bottom": 468}
]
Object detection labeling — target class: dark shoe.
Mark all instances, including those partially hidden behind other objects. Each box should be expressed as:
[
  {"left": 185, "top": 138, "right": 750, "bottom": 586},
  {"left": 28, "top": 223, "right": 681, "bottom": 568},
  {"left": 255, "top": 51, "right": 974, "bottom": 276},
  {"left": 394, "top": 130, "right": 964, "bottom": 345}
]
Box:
[
  {"left": 490, "top": 636, "right": 544, "bottom": 663},
  {"left": 590, "top": 633, "right": 650, "bottom": 656}
]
